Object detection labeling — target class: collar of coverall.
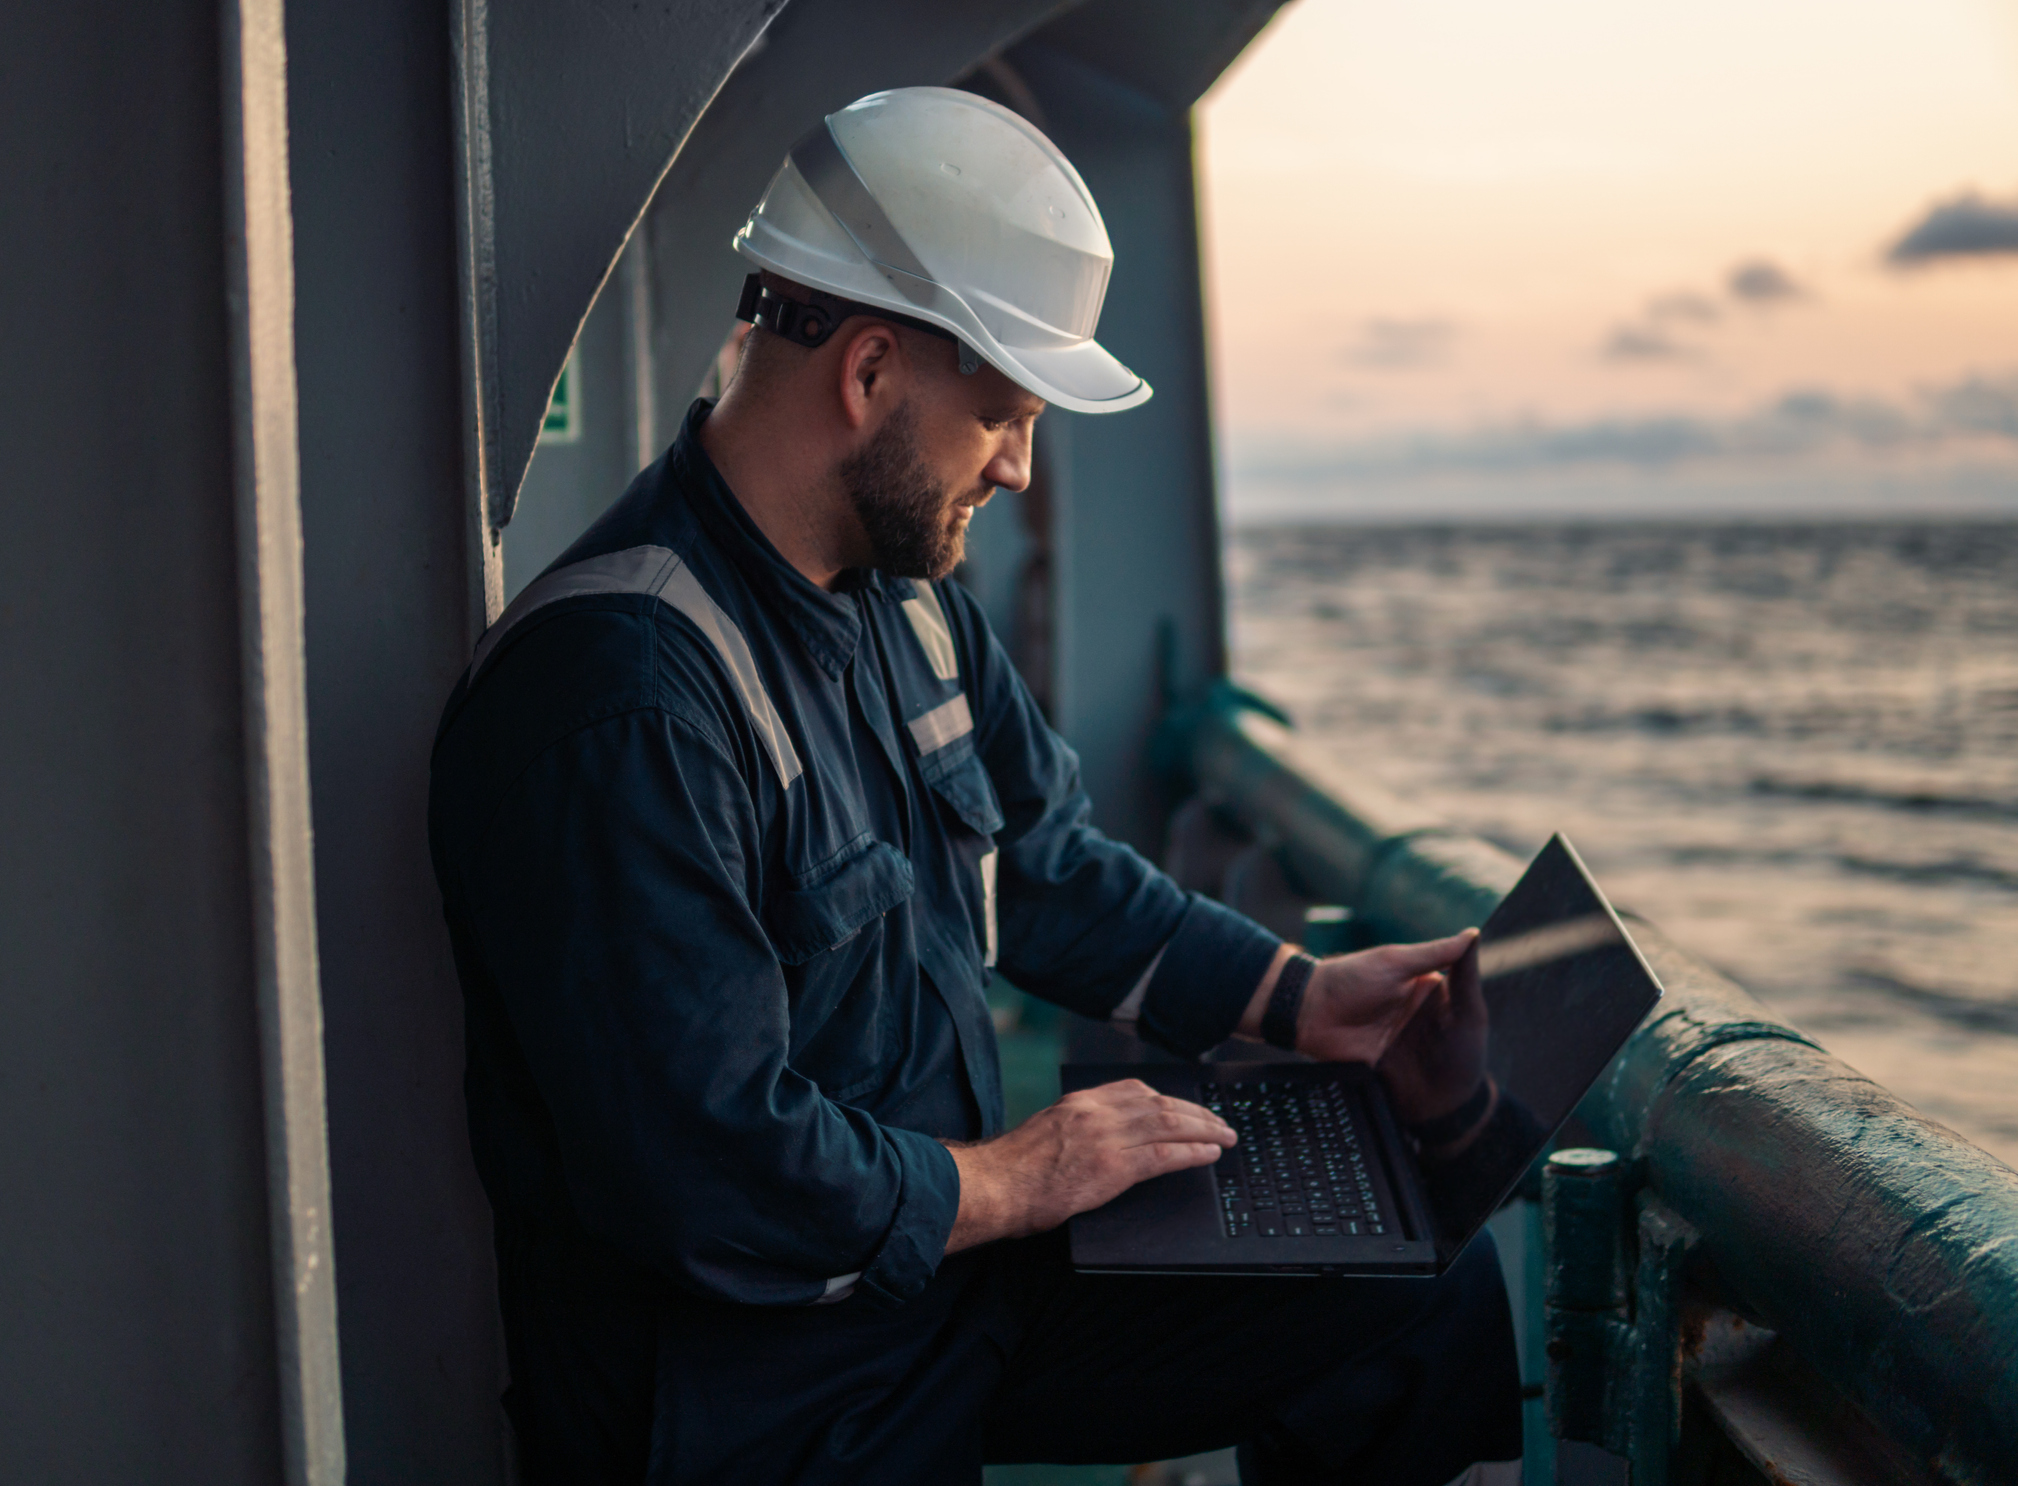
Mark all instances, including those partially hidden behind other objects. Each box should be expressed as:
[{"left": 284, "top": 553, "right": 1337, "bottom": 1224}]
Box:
[{"left": 674, "top": 398, "right": 908, "bottom": 682}]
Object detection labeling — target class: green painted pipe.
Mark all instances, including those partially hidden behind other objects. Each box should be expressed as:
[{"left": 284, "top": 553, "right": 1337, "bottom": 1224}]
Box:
[{"left": 1183, "top": 694, "right": 2018, "bottom": 1483}]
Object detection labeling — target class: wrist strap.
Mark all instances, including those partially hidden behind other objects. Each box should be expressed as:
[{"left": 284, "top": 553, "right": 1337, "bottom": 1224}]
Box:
[
  {"left": 1406, "top": 1076, "right": 1494, "bottom": 1147},
  {"left": 1260, "top": 952, "right": 1318, "bottom": 1052}
]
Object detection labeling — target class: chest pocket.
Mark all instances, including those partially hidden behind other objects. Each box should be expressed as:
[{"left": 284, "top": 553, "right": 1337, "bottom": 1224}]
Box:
[
  {"left": 767, "top": 835, "right": 915, "bottom": 1104},
  {"left": 764, "top": 835, "right": 914, "bottom": 966},
  {"left": 920, "top": 740, "right": 1004, "bottom": 836}
]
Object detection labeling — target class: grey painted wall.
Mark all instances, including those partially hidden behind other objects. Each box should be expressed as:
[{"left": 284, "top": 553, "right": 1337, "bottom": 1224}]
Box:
[
  {"left": 285, "top": 0, "right": 510, "bottom": 1476},
  {"left": 0, "top": 1, "right": 285, "bottom": 1479},
  {"left": 476, "top": 0, "right": 785, "bottom": 523},
  {"left": 1008, "top": 40, "right": 1231, "bottom": 856},
  {"left": 506, "top": 239, "right": 655, "bottom": 600}
]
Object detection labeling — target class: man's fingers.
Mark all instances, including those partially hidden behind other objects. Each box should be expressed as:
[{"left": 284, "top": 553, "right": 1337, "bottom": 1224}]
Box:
[
  {"left": 1404, "top": 971, "right": 1447, "bottom": 1002},
  {"left": 1399, "top": 972, "right": 1445, "bottom": 1026},
  {"left": 1358, "top": 977, "right": 1439, "bottom": 1061},
  {"left": 1061, "top": 1084, "right": 1233, "bottom": 1144},
  {"left": 1128, "top": 1141, "right": 1227, "bottom": 1181},
  {"left": 1120, "top": 1104, "right": 1236, "bottom": 1147},
  {"left": 1080, "top": 1077, "right": 1157, "bottom": 1102},
  {"left": 1450, "top": 939, "right": 1485, "bottom": 1008},
  {"left": 1081, "top": 1081, "right": 1227, "bottom": 1125},
  {"left": 1144, "top": 1092, "right": 1234, "bottom": 1138},
  {"left": 1378, "top": 928, "right": 1480, "bottom": 976}
]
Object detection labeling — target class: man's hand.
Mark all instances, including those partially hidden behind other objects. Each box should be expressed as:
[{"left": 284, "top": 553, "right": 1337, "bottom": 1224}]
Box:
[
  {"left": 942, "top": 1080, "right": 1235, "bottom": 1252},
  {"left": 1378, "top": 934, "right": 1492, "bottom": 1132},
  {"left": 1236, "top": 930, "right": 1478, "bottom": 1065}
]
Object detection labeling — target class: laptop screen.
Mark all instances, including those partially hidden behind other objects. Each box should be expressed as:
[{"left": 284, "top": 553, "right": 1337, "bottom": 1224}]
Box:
[{"left": 1397, "top": 833, "right": 1664, "bottom": 1254}]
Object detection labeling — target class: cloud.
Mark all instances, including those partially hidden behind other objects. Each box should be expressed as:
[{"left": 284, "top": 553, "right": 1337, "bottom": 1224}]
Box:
[
  {"left": 1726, "top": 258, "right": 1806, "bottom": 303},
  {"left": 1887, "top": 190, "right": 2018, "bottom": 265},
  {"left": 1602, "top": 323, "right": 1695, "bottom": 362},
  {"left": 1234, "top": 368, "right": 2018, "bottom": 483},
  {"left": 1601, "top": 263, "right": 1807, "bottom": 364},
  {"left": 1646, "top": 291, "right": 1720, "bottom": 326},
  {"left": 1342, "top": 318, "right": 1457, "bottom": 370},
  {"left": 1922, "top": 371, "right": 2018, "bottom": 438}
]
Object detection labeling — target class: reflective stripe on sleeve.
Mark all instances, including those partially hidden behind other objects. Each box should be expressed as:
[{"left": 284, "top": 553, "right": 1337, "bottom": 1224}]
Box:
[
  {"left": 470, "top": 545, "right": 680, "bottom": 678},
  {"left": 814, "top": 1271, "right": 862, "bottom": 1305},
  {"left": 468, "top": 544, "right": 803, "bottom": 788},
  {"left": 656, "top": 562, "right": 803, "bottom": 788},
  {"left": 1109, "top": 944, "right": 1168, "bottom": 1031},
  {"left": 980, "top": 848, "right": 998, "bottom": 968},
  {"left": 901, "top": 584, "right": 960, "bottom": 682},
  {"left": 907, "top": 693, "right": 973, "bottom": 755}
]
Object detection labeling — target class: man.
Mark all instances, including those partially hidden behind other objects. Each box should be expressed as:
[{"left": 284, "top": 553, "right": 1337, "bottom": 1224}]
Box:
[{"left": 430, "top": 87, "right": 1520, "bottom": 1483}]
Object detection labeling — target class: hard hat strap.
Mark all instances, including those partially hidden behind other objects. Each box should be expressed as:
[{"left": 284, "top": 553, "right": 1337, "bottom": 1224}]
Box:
[{"left": 735, "top": 274, "right": 978, "bottom": 375}]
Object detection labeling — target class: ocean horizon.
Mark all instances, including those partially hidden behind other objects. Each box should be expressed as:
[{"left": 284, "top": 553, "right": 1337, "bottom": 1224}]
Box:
[{"left": 1221, "top": 466, "right": 2018, "bottom": 528}]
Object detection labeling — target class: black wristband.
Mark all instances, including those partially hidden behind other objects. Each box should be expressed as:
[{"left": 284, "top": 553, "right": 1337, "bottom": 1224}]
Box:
[
  {"left": 1260, "top": 952, "right": 1318, "bottom": 1051},
  {"left": 1406, "top": 1076, "right": 1494, "bottom": 1147}
]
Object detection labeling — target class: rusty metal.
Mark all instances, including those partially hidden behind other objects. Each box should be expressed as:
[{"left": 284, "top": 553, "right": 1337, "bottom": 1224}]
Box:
[
  {"left": 1692, "top": 1310, "right": 1944, "bottom": 1485},
  {"left": 1627, "top": 1199, "right": 1700, "bottom": 1485},
  {"left": 1173, "top": 689, "right": 2018, "bottom": 1482}
]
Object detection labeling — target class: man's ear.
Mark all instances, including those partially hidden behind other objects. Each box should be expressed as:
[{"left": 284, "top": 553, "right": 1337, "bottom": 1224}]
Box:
[{"left": 837, "top": 323, "right": 904, "bottom": 430}]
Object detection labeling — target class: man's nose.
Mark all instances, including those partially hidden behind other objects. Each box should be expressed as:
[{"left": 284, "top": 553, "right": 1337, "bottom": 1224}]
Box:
[{"left": 982, "top": 425, "right": 1033, "bottom": 493}]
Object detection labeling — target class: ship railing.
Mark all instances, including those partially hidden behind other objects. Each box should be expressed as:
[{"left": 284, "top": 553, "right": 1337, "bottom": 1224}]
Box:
[{"left": 1156, "top": 683, "right": 2018, "bottom": 1485}]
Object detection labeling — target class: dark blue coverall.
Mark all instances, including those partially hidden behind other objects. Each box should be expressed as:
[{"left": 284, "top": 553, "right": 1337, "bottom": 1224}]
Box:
[{"left": 428, "top": 401, "right": 1521, "bottom": 1484}]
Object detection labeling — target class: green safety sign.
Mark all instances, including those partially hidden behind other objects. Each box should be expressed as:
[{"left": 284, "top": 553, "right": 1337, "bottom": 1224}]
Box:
[{"left": 541, "top": 355, "right": 581, "bottom": 444}]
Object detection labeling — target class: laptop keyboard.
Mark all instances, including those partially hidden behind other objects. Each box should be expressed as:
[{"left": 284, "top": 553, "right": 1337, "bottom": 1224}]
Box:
[{"left": 1202, "top": 1078, "right": 1389, "bottom": 1240}]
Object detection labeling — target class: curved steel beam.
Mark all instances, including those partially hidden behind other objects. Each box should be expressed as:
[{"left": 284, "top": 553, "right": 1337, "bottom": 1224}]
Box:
[{"left": 452, "top": 0, "right": 785, "bottom": 559}]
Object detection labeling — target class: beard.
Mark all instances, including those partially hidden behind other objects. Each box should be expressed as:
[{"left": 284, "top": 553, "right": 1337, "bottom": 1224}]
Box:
[{"left": 837, "top": 399, "right": 977, "bottom": 580}]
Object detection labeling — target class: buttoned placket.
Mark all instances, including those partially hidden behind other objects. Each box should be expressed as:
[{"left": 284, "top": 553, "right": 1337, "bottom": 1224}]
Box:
[
  {"left": 858, "top": 586, "right": 1007, "bottom": 1134},
  {"left": 844, "top": 598, "right": 914, "bottom": 856}
]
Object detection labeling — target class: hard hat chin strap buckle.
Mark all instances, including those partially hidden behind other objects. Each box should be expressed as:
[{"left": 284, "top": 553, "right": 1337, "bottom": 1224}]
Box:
[
  {"left": 737, "top": 273, "right": 980, "bottom": 375},
  {"left": 736, "top": 275, "right": 852, "bottom": 349}
]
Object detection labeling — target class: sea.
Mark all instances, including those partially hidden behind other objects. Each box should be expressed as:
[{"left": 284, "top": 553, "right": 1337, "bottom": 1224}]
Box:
[{"left": 1226, "top": 519, "right": 2018, "bottom": 1170}]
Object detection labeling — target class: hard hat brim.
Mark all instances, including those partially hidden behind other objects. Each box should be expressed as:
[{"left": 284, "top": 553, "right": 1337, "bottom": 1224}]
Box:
[{"left": 990, "top": 338, "right": 1153, "bottom": 415}]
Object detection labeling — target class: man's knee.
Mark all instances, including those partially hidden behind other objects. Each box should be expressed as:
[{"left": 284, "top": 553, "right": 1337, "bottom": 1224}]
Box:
[
  {"left": 1317, "top": 1228, "right": 1513, "bottom": 1356},
  {"left": 1412, "top": 1231, "right": 1520, "bottom": 1401},
  {"left": 1439, "top": 1229, "right": 1515, "bottom": 1330},
  {"left": 1255, "top": 1231, "right": 1523, "bottom": 1485}
]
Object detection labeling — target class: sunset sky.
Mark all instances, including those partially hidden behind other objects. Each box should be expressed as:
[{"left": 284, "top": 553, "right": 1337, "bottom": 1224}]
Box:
[{"left": 1198, "top": 0, "right": 2018, "bottom": 518}]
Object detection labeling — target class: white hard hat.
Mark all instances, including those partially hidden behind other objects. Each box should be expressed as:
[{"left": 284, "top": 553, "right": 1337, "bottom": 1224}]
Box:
[{"left": 732, "top": 87, "right": 1152, "bottom": 415}]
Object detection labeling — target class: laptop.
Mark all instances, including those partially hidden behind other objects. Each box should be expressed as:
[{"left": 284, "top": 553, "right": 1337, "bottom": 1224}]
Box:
[{"left": 1063, "top": 833, "right": 1663, "bottom": 1277}]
